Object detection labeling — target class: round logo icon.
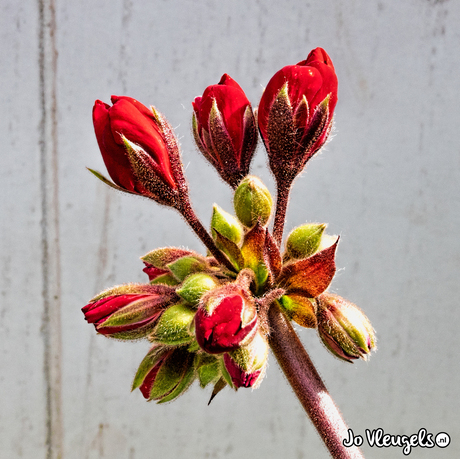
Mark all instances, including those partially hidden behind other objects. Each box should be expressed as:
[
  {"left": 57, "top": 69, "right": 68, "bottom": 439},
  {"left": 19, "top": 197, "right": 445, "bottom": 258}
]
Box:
[{"left": 435, "top": 432, "right": 450, "bottom": 448}]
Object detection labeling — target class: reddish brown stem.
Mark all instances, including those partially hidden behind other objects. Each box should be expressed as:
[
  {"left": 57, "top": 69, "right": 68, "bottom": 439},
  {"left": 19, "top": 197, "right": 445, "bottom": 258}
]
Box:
[
  {"left": 268, "top": 301, "right": 365, "bottom": 459},
  {"left": 272, "top": 179, "right": 293, "bottom": 247},
  {"left": 179, "top": 205, "right": 236, "bottom": 273}
]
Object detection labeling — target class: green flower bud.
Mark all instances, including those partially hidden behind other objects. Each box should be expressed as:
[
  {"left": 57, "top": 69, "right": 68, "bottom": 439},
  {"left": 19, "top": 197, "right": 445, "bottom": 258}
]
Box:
[
  {"left": 176, "top": 273, "right": 218, "bottom": 306},
  {"left": 286, "top": 223, "right": 327, "bottom": 260},
  {"left": 233, "top": 176, "right": 273, "bottom": 228},
  {"left": 152, "top": 303, "right": 196, "bottom": 345},
  {"left": 167, "top": 255, "right": 207, "bottom": 282},
  {"left": 317, "top": 293, "right": 376, "bottom": 363},
  {"left": 211, "top": 204, "right": 243, "bottom": 246}
]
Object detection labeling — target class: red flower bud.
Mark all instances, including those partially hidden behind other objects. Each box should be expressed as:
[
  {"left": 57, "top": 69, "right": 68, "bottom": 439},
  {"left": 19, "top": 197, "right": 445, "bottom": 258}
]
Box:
[
  {"left": 258, "top": 48, "right": 338, "bottom": 183},
  {"left": 223, "top": 332, "right": 269, "bottom": 388},
  {"left": 195, "top": 291, "right": 258, "bottom": 354},
  {"left": 82, "top": 284, "right": 178, "bottom": 339},
  {"left": 223, "top": 353, "right": 262, "bottom": 388},
  {"left": 192, "top": 74, "right": 257, "bottom": 188},
  {"left": 133, "top": 346, "right": 195, "bottom": 402},
  {"left": 92, "top": 96, "right": 189, "bottom": 208}
]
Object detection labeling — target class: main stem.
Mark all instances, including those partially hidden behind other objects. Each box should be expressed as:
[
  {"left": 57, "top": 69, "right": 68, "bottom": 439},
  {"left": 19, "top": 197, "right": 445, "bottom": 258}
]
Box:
[
  {"left": 179, "top": 205, "right": 236, "bottom": 273},
  {"left": 268, "top": 301, "right": 365, "bottom": 459}
]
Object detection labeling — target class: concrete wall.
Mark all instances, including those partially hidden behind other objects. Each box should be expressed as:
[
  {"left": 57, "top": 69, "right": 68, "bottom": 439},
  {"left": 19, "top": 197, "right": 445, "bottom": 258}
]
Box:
[{"left": 1, "top": 1, "right": 458, "bottom": 458}]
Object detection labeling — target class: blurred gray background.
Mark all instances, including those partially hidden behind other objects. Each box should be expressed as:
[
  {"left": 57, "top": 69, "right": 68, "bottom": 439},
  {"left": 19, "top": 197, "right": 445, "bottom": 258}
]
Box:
[{"left": 1, "top": 1, "right": 459, "bottom": 458}]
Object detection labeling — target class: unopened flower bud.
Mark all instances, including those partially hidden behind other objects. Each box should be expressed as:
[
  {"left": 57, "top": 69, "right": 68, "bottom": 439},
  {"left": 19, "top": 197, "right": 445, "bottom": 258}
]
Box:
[
  {"left": 192, "top": 74, "right": 257, "bottom": 189},
  {"left": 195, "top": 283, "right": 257, "bottom": 354},
  {"left": 223, "top": 332, "right": 268, "bottom": 388},
  {"left": 176, "top": 273, "right": 218, "bottom": 306},
  {"left": 151, "top": 303, "right": 196, "bottom": 345},
  {"left": 286, "top": 223, "right": 327, "bottom": 260},
  {"left": 166, "top": 255, "right": 207, "bottom": 282},
  {"left": 82, "top": 284, "right": 177, "bottom": 340},
  {"left": 91, "top": 96, "right": 189, "bottom": 209},
  {"left": 233, "top": 176, "right": 273, "bottom": 228},
  {"left": 317, "top": 293, "right": 376, "bottom": 362},
  {"left": 279, "top": 294, "right": 317, "bottom": 328},
  {"left": 132, "top": 346, "right": 195, "bottom": 403},
  {"left": 141, "top": 247, "right": 197, "bottom": 285}
]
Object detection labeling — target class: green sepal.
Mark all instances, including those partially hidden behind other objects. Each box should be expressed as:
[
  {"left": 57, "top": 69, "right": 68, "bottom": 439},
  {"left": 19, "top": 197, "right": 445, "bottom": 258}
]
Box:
[
  {"left": 150, "top": 273, "right": 180, "bottom": 286},
  {"left": 87, "top": 168, "right": 138, "bottom": 196},
  {"left": 195, "top": 354, "right": 221, "bottom": 388},
  {"left": 211, "top": 204, "right": 243, "bottom": 246},
  {"left": 219, "top": 355, "right": 234, "bottom": 389},
  {"left": 149, "top": 349, "right": 192, "bottom": 401},
  {"left": 209, "top": 377, "right": 227, "bottom": 405},
  {"left": 157, "top": 358, "right": 196, "bottom": 403},
  {"left": 213, "top": 229, "right": 244, "bottom": 271}
]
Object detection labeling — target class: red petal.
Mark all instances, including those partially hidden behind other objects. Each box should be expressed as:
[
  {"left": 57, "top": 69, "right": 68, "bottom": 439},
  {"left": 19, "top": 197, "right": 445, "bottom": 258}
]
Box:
[{"left": 92, "top": 100, "right": 137, "bottom": 191}]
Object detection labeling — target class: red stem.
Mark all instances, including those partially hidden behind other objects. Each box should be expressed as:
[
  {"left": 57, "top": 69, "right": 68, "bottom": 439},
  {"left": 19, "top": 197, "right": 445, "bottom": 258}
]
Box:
[
  {"left": 179, "top": 205, "right": 236, "bottom": 273},
  {"left": 268, "top": 301, "right": 365, "bottom": 459},
  {"left": 272, "top": 179, "right": 293, "bottom": 247}
]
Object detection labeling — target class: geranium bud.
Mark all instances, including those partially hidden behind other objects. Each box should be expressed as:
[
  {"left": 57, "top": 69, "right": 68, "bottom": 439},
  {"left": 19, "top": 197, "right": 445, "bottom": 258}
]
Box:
[
  {"left": 317, "top": 293, "right": 376, "bottom": 362},
  {"left": 166, "top": 255, "right": 208, "bottom": 282},
  {"left": 192, "top": 74, "right": 257, "bottom": 188},
  {"left": 285, "top": 223, "right": 327, "bottom": 260},
  {"left": 211, "top": 204, "right": 243, "bottom": 247},
  {"left": 91, "top": 96, "right": 189, "bottom": 209},
  {"left": 258, "top": 48, "right": 338, "bottom": 184},
  {"left": 195, "top": 284, "right": 258, "bottom": 354},
  {"left": 279, "top": 294, "right": 317, "bottom": 328},
  {"left": 233, "top": 176, "right": 273, "bottom": 228},
  {"left": 82, "top": 284, "right": 178, "bottom": 339},
  {"left": 176, "top": 273, "right": 219, "bottom": 306},
  {"left": 132, "top": 346, "right": 195, "bottom": 403},
  {"left": 223, "top": 332, "right": 268, "bottom": 388},
  {"left": 141, "top": 247, "right": 200, "bottom": 285},
  {"left": 151, "top": 303, "right": 196, "bottom": 345}
]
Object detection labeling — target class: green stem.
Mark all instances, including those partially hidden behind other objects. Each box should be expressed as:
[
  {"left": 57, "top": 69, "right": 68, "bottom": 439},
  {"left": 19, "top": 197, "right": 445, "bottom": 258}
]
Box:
[{"left": 268, "top": 301, "right": 365, "bottom": 459}]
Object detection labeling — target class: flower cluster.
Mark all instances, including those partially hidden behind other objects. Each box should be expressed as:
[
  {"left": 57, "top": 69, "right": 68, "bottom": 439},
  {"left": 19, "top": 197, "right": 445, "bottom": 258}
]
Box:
[{"left": 84, "top": 48, "right": 376, "bottom": 403}]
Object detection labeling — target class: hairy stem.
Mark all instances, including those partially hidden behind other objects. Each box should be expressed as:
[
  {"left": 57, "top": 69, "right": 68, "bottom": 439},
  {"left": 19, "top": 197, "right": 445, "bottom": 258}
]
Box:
[
  {"left": 180, "top": 205, "right": 236, "bottom": 273},
  {"left": 272, "top": 179, "right": 293, "bottom": 247},
  {"left": 268, "top": 301, "right": 365, "bottom": 459}
]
